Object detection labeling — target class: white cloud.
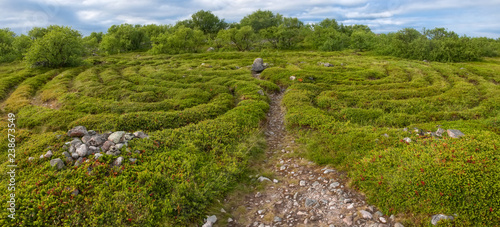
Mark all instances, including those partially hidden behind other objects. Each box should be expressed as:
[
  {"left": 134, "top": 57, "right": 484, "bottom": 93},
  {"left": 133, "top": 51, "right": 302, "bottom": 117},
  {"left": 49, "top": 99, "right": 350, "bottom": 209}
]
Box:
[{"left": 1, "top": 0, "right": 499, "bottom": 37}]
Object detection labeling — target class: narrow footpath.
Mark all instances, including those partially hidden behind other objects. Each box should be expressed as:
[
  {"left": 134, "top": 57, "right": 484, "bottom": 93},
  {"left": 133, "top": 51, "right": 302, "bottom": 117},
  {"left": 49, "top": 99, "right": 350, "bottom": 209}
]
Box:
[{"left": 224, "top": 89, "right": 403, "bottom": 227}]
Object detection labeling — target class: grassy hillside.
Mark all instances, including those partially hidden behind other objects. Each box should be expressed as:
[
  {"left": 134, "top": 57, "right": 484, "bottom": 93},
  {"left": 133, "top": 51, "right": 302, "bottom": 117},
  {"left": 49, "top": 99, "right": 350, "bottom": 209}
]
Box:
[{"left": 0, "top": 51, "right": 499, "bottom": 226}]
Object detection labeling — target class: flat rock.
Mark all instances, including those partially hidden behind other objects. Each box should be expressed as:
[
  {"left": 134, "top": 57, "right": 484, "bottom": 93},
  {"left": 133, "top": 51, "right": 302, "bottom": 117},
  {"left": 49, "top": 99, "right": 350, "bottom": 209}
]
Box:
[
  {"left": 50, "top": 158, "right": 65, "bottom": 169},
  {"left": 81, "top": 135, "right": 91, "bottom": 144},
  {"left": 76, "top": 144, "right": 88, "bottom": 157},
  {"left": 88, "top": 135, "right": 106, "bottom": 146},
  {"left": 447, "top": 129, "right": 464, "bottom": 139},
  {"left": 101, "top": 140, "right": 115, "bottom": 151},
  {"left": 133, "top": 131, "right": 148, "bottom": 139},
  {"left": 108, "top": 131, "right": 126, "bottom": 143},
  {"left": 68, "top": 126, "right": 88, "bottom": 137},
  {"left": 70, "top": 138, "right": 83, "bottom": 147}
]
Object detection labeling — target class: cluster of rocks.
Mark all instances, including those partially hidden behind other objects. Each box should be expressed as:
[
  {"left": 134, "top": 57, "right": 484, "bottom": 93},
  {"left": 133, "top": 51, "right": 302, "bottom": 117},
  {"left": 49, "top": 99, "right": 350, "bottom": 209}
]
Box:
[
  {"left": 223, "top": 155, "right": 405, "bottom": 227},
  {"left": 400, "top": 127, "right": 465, "bottom": 143},
  {"left": 34, "top": 126, "right": 148, "bottom": 170},
  {"left": 251, "top": 58, "right": 269, "bottom": 74}
]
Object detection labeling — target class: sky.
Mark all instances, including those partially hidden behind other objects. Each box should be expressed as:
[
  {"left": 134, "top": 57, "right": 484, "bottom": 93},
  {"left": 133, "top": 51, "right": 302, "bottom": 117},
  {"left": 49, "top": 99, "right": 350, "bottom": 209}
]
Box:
[{"left": 1, "top": 0, "right": 499, "bottom": 38}]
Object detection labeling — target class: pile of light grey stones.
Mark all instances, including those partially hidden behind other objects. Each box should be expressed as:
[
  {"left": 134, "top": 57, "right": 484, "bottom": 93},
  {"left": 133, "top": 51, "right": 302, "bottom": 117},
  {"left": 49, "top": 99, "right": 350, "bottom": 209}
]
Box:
[{"left": 34, "top": 126, "right": 148, "bottom": 170}]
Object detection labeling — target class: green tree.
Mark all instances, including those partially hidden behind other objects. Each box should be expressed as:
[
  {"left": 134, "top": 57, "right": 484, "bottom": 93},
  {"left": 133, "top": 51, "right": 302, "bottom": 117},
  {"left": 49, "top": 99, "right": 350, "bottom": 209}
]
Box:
[
  {"left": 150, "top": 26, "right": 205, "bottom": 54},
  {"left": 350, "top": 29, "right": 375, "bottom": 51},
  {"left": 83, "top": 31, "right": 103, "bottom": 55},
  {"left": 191, "top": 10, "right": 227, "bottom": 37},
  {"left": 12, "top": 34, "right": 33, "bottom": 59},
  {"left": 260, "top": 17, "right": 306, "bottom": 50},
  {"left": 0, "top": 28, "right": 16, "bottom": 62},
  {"left": 25, "top": 26, "right": 83, "bottom": 67},
  {"left": 318, "top": 18, "right": 340, "bottom": 31},
  {"left": 100, "top": 24, "right": 148, "bottom": 54},
  {"left": 217, "top": 26, "right": 256, "bottom": 51},
  {"left": 240, "top": 10, "right": 283, "bottom": 32},
  {"left": 305, "top": 23, "right": 349, "bottom": 51}
]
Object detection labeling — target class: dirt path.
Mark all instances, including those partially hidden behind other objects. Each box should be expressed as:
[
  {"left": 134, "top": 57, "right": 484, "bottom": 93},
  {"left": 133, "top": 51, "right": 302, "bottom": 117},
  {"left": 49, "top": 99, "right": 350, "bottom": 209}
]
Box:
[{"left": 223, "top": 89, "right": 403, "bottom": 227}]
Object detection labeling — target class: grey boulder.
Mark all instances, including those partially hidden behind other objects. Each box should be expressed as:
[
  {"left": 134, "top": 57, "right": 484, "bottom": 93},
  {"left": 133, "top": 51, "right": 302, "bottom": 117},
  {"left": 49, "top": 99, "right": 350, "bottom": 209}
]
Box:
[
  {"left": 251, "top": 58, "right": 266, "bottom": 73},
  {"left": 68, "top": 126, "right": 88, "bottom": 137},
  {"left": 50, "top": 158, "right": 65, "bottom": 169}
]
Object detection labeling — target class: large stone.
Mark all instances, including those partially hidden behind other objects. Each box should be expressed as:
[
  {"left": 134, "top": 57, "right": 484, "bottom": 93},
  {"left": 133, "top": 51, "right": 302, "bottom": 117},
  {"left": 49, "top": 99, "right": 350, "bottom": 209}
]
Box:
[
  {"left": 76, "top": 144, "right": 88, "bottom": 157},
  {"left": 88, "top": 146, "right": 99, "bottom": 154},
  {"left": 87, "top": 130, "right": 97, "bottom": 136},
  {"left": 447, "top": 129, "right": 464, "bottom": 139},
  {"left": 50, "top": 158, "right": 65, "bottom": 169},
  {"left": 133, "top": 131, "right": 148, "bottom": 139},
  {"left": 81, "top": 135, "right": 91, "bottom": 144},
  {"left": 88, "top": 135, "right": 106, "bottom": 146},
  {"left": 101, "top": 141, "right": 115, "bottom": 151},
  {"left": 394, "top": 223, "right": 404, "bottom": 227},
  {"left": 70, "top": 138, "right": 83, "bottom": 147},
  {"left": 115, "top": 143, "right": 125, "bottom": 150},
  {"left": 108, "top": 131, "right": 126, "bottom": 143},
  {"left": 251, "top": 58, "right": 265, "bottom": 73},
  {"left": 68, "top": 126, "right": 88, "bottom": 137},
  {"left": 68, "top": 145, "right": 76, "bottom": 153},
  {"left": 431, "top": 214, "right": 454, "bottom": 225},
  {"left": 124, "top": 133, "right": 135, "bottom": 141}
]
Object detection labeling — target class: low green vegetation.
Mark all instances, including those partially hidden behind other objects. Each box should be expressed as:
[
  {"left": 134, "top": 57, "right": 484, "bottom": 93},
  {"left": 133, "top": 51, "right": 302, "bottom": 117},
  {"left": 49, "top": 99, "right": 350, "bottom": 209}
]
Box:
[
  {"left": 262, "top": 51, "right": 499, "bottom": 226},
  {"left": 0, "top": 50, "right": 498, "bottom": 226}
]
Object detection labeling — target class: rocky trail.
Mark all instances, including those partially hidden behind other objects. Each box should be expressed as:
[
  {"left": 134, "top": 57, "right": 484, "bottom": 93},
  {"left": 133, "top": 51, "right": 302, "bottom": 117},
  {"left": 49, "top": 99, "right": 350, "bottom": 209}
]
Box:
[{"left": 215, "top": 88, "right": 405, "bottom": 227}]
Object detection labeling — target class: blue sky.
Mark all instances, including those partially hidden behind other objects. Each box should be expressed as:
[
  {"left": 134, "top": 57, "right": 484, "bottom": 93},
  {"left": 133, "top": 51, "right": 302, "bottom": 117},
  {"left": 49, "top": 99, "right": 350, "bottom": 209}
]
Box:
[{"left": 1, "top": 0, "right": 499, "bottom": 38}]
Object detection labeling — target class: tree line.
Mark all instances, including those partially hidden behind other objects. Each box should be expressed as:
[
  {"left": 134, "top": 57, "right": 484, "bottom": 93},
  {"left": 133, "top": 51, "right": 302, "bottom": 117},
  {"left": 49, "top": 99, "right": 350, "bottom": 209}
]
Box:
[{"left": 1, "top": 10, "right": 499, "bottom": 68}]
